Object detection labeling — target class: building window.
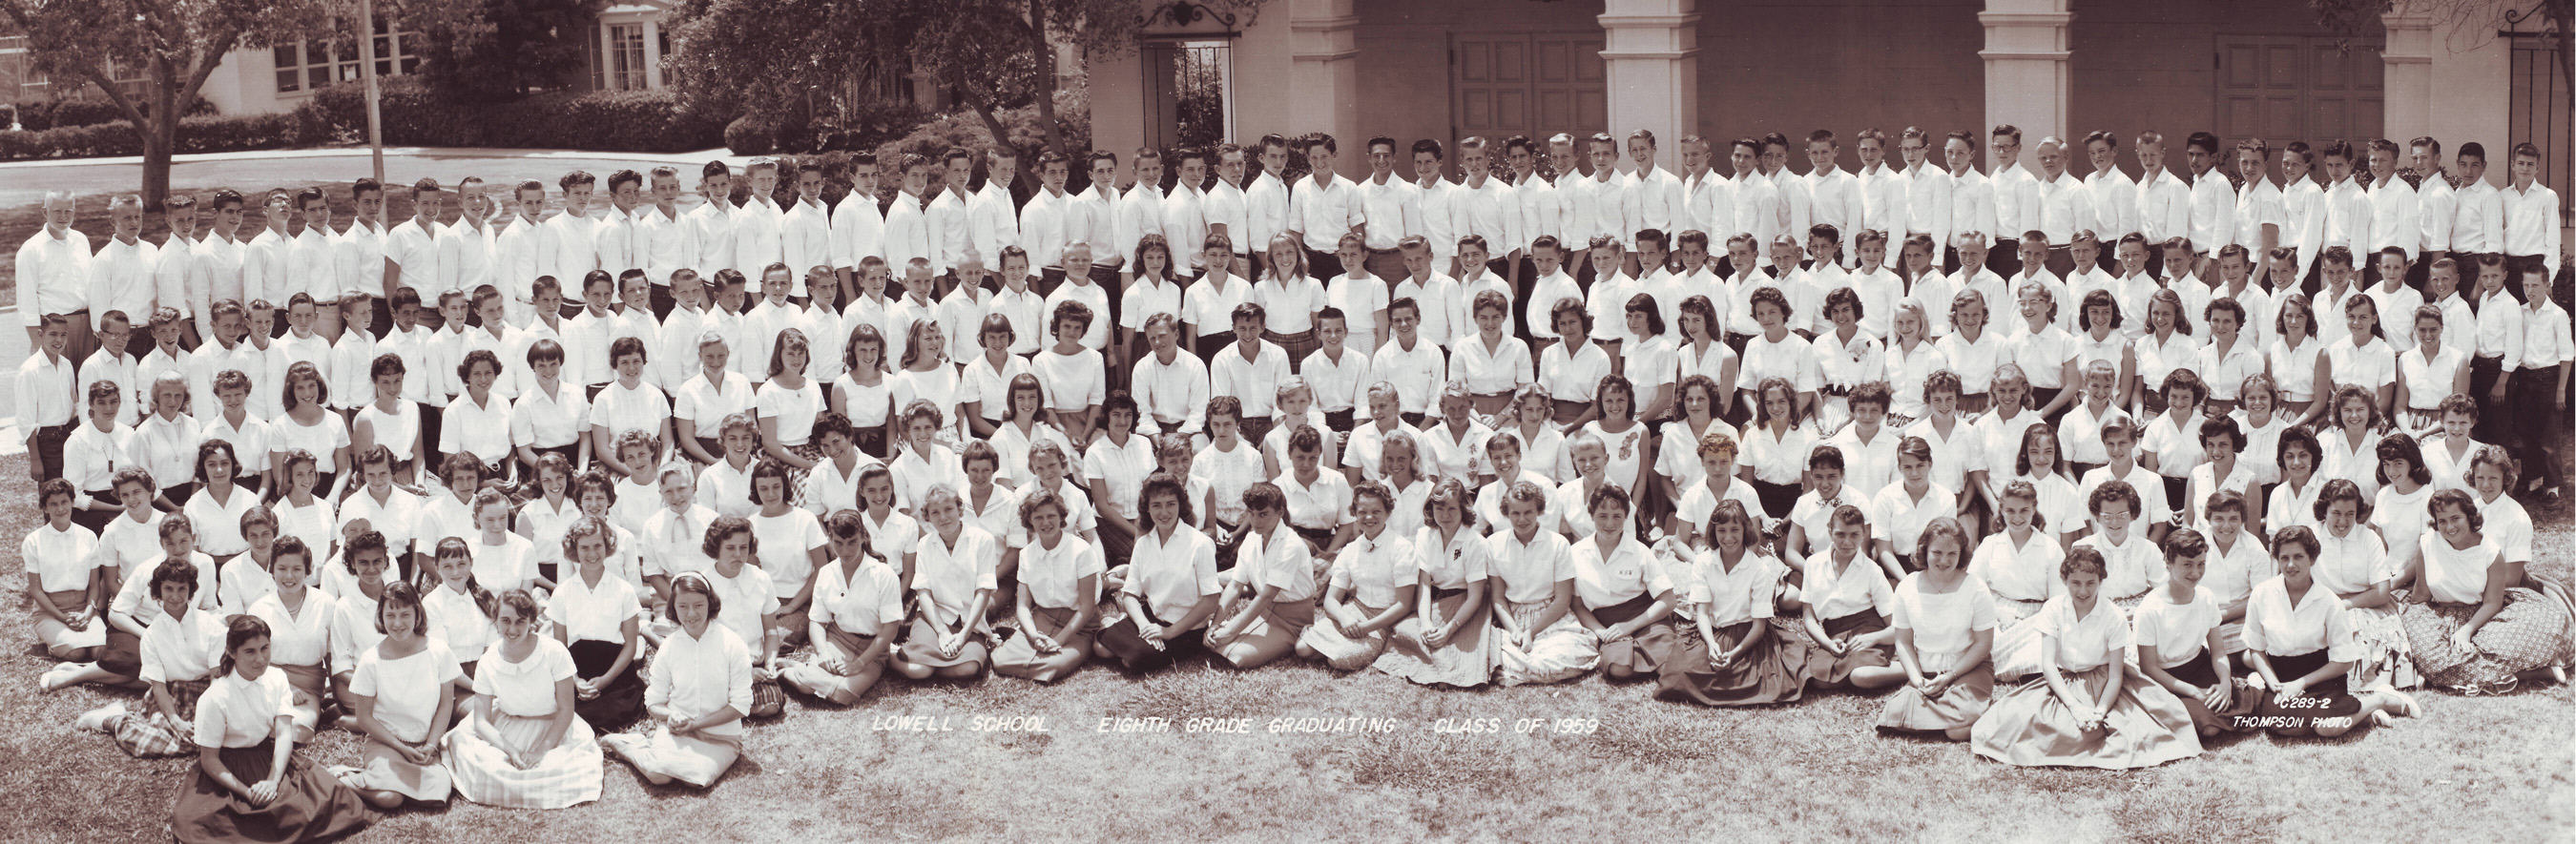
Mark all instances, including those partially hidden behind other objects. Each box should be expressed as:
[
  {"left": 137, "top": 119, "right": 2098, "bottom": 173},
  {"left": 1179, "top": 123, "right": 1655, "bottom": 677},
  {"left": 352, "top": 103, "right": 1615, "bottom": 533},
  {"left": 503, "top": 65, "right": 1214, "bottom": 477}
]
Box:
[
  {"left": 2509, "top": 31, "right": 2571, "bottom": 216},
  {"left": 273, "top": 21, "right": 421, "bottom": 94},
  {"left": 606, "top": 24, "right": 648, "bottom": 92},
  {"left": 1140, "top": 39, "right": 1232, "bottom": 151}
]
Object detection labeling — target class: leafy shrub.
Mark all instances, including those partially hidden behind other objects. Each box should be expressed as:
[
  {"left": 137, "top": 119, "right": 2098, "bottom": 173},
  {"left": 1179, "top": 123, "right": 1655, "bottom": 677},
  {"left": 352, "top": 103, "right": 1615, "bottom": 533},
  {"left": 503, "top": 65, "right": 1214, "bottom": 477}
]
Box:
[
  {"left": 0, "top": 113, "right": 314, "bottom": 160},
  {"left": 296, "top": 77, "right": 728, "bottom": 152},
  {"left": 6, "top": 96, "right": 216, "bottom": 132}
]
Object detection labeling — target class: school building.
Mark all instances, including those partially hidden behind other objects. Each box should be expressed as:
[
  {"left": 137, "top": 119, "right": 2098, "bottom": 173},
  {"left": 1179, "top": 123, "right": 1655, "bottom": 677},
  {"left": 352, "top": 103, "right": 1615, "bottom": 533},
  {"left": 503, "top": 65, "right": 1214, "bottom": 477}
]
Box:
[{"left": 1091, "top": 0, "right": 2571, "bottom": 230}]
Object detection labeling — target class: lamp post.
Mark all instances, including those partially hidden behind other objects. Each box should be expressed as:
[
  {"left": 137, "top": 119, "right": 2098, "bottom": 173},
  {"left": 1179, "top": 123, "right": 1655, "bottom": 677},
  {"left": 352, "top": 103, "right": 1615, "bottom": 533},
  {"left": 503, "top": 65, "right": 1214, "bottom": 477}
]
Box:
[{"left": 358, "top": 0, "right": 385, "bottom": 190}]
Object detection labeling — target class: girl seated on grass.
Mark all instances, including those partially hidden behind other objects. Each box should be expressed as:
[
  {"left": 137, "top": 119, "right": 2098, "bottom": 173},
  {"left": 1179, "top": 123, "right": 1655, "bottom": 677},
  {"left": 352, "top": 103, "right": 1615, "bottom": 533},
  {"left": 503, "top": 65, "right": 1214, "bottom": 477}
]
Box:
[
  {"left": 2242, "top": 526, "right": 2419, "bottom": 735},
  {"left": 1206, "top": 483, "right": 1316, "bottom": 669},
  {"left": 1878, "top": 517, "right": 1997, "bottom": 739},
  {"left": 1488, "top": 480, "right": 1593, "bottom": 686},
  {"left": 1794, "top": 504, "right": 1906, "bottom": 691},
  {"left": 1297, "top": 481, "right": 1419, "bottom": 670},
  {"left": 780, "top": 510, "right": 903, "bottom": 705},
  {"left": 1657, "top": 501, "right": 1806, "bottom": 707},
  {"left": 1969, "top": 546, "right": 2202, "bottom": 770},
  {"left": 603, "top": 572, "right": 756, "bottom": 790}
]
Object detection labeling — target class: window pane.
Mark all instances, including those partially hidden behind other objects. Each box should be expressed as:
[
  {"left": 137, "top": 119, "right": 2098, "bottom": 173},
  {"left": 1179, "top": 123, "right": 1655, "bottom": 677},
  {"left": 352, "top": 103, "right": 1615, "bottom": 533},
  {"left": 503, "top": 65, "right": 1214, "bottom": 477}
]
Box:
[
  {"left": 310, "top": 66, "right": 329, "bottom": 89},
  {"left": 274, "top": 44, "right": 300, "bottom": 68},
  {"left": 277, "top": 69, "right": 299, "bottom": 93}
]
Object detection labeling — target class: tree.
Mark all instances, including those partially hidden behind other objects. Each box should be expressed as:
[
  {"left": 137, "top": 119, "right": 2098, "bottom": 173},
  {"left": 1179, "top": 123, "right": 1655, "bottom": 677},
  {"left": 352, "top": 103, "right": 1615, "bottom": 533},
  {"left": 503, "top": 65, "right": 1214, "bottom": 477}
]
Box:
[
  {"left": 0, "top": 0, "right": 483, "bottom": 205},
  {"left": 667, "top": 0, "right": 1272, "bottom": 164},
  {"left": 414, "top": 0, "right": 607, "bottom": 99}
]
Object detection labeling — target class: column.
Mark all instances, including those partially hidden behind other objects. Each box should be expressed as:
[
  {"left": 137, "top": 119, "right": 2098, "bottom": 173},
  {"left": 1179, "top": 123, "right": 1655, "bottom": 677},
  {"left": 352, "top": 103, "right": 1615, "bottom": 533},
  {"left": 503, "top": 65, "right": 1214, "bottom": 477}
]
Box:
[
  {"left": 642, "top": 18, "right": 664, "bottom": 91},
  {"left": 1598, "top": 0, "right": 1699, "bottom": 153},
  {"left": 2379, "top": 10, "right": 2434, "bottom": 142},
  {"left": 1288, "top": 0, "right": 1361, "bottom": 176},
  {"left": 1088, "top": 43, "right": 1146, "bottom": 164},
  {"left": 1979, "top": 0, "right": 2071, "bottom": 166}
]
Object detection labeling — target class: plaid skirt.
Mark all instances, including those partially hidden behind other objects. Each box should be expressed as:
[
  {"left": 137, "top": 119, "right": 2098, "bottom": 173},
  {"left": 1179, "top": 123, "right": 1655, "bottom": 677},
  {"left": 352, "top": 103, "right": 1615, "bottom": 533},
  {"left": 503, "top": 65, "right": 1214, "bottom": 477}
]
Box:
[
  {"left": 1267, "top": 329, "right": 1320, "bottom": 371},
  {"left": 2402, "top": 592, "right": 2574, "bottom": 689},
  {"left": 1494, "top": 602, "right": 1597, "bottom": 686},
  {"left": 769, "top": 442, "right": 830, "bottom": 507},
  {"left": 113, "top": 677, "right": 211, "bottom": 758},
  {"left": 1656, "top": 617, "right": 1811, "bottom": 708},
  {"left": 1987, "top": 596, "right": 2052, "bottom": 680},
  {"left": 1373, "top": 588, "right": 1493, "bottom": 688},
  {"left": 443, "top": 711, "right": 604, "bottom": 809},
  {"left": 175, "top": 740, "right": 375, "bottom": 843},
  {"left": 1969, "top": 663, "right": 2205, "bottom": 770}
]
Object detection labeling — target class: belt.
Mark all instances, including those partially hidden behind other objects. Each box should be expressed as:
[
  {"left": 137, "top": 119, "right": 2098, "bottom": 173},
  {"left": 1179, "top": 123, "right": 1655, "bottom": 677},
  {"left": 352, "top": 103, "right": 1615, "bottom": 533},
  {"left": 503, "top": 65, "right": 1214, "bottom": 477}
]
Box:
[{"left": 1821, "top": 384, "right": 1854, "bottom": 398}]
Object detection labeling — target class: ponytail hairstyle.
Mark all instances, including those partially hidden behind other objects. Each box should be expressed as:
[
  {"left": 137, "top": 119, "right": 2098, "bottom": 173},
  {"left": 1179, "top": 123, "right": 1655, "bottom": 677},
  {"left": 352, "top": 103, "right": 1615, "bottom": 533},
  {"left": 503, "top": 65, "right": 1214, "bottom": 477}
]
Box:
[
  {"left": 217, "top": 613, "right": 273, "bottom": 679},
  {"left": 434, "top": 536, "right": 497, "bottom": 619}
]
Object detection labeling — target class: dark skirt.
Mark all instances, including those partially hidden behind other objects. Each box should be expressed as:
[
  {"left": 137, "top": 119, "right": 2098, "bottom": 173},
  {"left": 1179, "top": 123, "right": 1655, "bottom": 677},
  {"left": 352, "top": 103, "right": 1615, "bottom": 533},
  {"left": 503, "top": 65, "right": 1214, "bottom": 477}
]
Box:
[
  {"left": 854, "top": 424, "right": 890, "bottom": 461},
  {"left": 1588, "top": 593, "right": 1675, "bottom": 677},
  {"left": 1802, "top": 608, "right": 1895, "bottom": 686},
  {"left": 1097, "top": 604, "right": 1208, "bottom": 673},
  {"left": 1266, "top": 329, "right": 1320, "bottom": 371},
  {"left": 173, "top": 741, "right": 375, "bottom": 843},
  {"left": 1751, "top": 478, "right": 1801, "bottom": 521},
  {"left": 1290, "top": 525, "right": 1337, "bottom": 553},
  {"left": 2248, "top": 648, "right": 2362, "bottom": 733},
  {"left": 567, "top": 638, "right": 647, "bottom": 731},
  {"left": 1656, "top": 618, "right": 1811, "bottom": 707}
]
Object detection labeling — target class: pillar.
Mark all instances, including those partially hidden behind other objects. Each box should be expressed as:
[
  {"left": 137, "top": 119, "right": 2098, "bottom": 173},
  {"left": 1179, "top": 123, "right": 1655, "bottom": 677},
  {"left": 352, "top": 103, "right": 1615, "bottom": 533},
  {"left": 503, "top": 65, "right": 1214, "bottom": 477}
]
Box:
[
  {"left": 1979, "top": 0, "right": 2071, "bottom": 167},
  {"left": 1598, "top": 0, "right": 1698, "bottom": 154},
  {"left": 2379, "top": 10, "right": 2434, "bottom": 143},
  {"left": 1088, "top": 43, "right": 1145, "bottom": 169},
  {"left": 642, "top": 18, "right": 664, "bottom": 91},
  {"left": 1288, "top": 0, "right": 1361, "bottom": 177}
]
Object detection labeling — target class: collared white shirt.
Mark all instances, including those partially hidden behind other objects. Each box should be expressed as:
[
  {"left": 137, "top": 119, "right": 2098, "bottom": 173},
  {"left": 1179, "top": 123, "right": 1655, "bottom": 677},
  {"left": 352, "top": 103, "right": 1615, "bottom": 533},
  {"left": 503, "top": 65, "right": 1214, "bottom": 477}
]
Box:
[
  {"left": 1483, "top": 527, "right": 1572, "bottom": 606},
  {"left": 881, "top": 190, "right": 933, "bottom": 276},
  {"left": 1071, "top": 183, "right": 1122, "bottom": 267},
  {"left": 2085, "top": 166, "right": 2140, "bottom": 241},
  {"left": 1515, "top": 171, "right": 1568, "bottom": 253},
  {"left": 2134, "top": 167, "right": 2191, "bottom": 245},
  {"left": 1902, "top": 162, "right": 1951, "bottom": 248},
  {"left": 1990, "top": 162, "right": 2040, "bottom": 245},
  {"left": 1244, "top": 171, "right": 1291, "bottom": 256},
  {"left": 781, "top": 196, "right": 834, "bottom": 278},
  {"left": 1116, "top": 183, "right": 1166, "bottom": 266},
  {"left": 152, "top": 230, "right": 197, "bottom": 321},
  {"left": 1769, "top": 167, "right": 1814, "bottom": 246},
  {"left": 1208, "top": 340, "right": 1292, "bottom": 418},
  {"left": 593, "top": 204, "right": 644, "bottom": 277},
  {"left": 242, "top": 226, "right": 292, "bottom": 305},
  {"left": 1855, "top": 163, "right": 1905, "bottom": 266},
  {"left": 2501, "top": 181, "right": 2564, "bottom": 278},
  {"left": 1627, "top": 164, "right": 1687, "bottom": 238},
  {"left": 2415, "top": 170, "right": 2457, "bottom": 254},
  {"left": 645, "top": 623, "right": 754, "bottom": 739},
  {"left": 2185, "top": 167, "right": 2236, "bottom": 253},
  {"left": 385, "top": 217, "right": 447, "bottom": 301},
  {"left": 2448, "top": 177, "right": 2503, "bottom": 256},
  {"left": 826, "top": 189, "right": 883, "bottom": 276},
  {"left": 1017, "top": 187, "right": 1074, "bottom": 270},
  {"left": 1356, "top": 172, "right": 1418, "bottom": 252},
  {"left": 1162, "top": 182, "right": 1212, "bottom": 271},
  {"left": 20, "top": 226, "right": 93, "bottom": 324},
  {"left": 1203, "top": 177, "right": 1251, "bottom": 257},
  {"left": 1805, "top": 166, "right": 1867, "bottom": 266},
  {"left": 2365, "top": 174, "right": 2419, "bottom": 260},
  {"left": 637, "top": 203, "right": 695, "bottom": 287},
  {"left": 1125, "top": 525, "right": 1220, "bottom": 622},
  {"left": 968, "top": 179, "right": 1021, "bottom": 268},
  {"left": 2323, "top": 175, "right": 2371, "bottom": 261},
  {"left": 2280, "top": 175, "right": 2329, "bottom": 277},
  {"left": 733, "top": 196, "right": 788, "bottom": 287},
  {"left": 543, "top": 210, "right": 601, "bottom": 288},
  {"left": 1735, "top": 172, "right": 1786, "bottom": 264},
  {"left": 491, "top": 213, "right": 548, "bottom": 311},
  {"left": 1288, "top": 172, "right": 1366, "bottom": 254},
  {"left": 1413, "top": 175, "right": 1459, "bottom": 263},
  {"left": 2231, "top": 175, "right": 2283, "bottom": 254},
  {"left": 87, "top": 235, "right": 157, "bottom": 329},
  {"left": 688, "top": 196, "right": 737, "bottom": 281},
  {"left": 2239, "top": 576, "right": 2360, "bottom": 661},
  {"left": 1369, "top": 338, "right": 1447, "bottom": 416},
  {"left": 1452, "top": 175, "right": 1517, "bottom": 267},
  {"left": 1682, "top": 169, "right": 1733, "bottom": 246}
]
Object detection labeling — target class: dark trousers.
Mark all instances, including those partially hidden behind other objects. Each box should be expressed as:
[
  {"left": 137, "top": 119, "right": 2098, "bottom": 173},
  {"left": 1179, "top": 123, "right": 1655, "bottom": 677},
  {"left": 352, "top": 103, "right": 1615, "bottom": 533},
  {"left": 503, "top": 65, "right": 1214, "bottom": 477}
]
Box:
[
  {"left": 28, "top": 421, "right": 72, "bottom": 481},
  {"left": 2469, "top": 355, "right": 2508, "bottom": 443},
  {"left": 1987, "top": 238, "right": 2022, "bottom": 278},
  {"left": 651, "top": 284, "right": 675, "bottom": 320},
  {"left": 1038, "top": 267, "right": 1068, "bottom": 298},
  {"left": 2508, "top": 363, "right": 2566, "bottom": 491},
  {"left": 2043, "top": 245, "right": 2077, "bottom": 280},
  {"left": 1305, "top": 246, "right": 1345, "bottom": 281},
  {"left": 368, "top": 296, "right": 395, "bottom": 340},
  {"left": 1362, "top": 247, "right": 1405, "bottom": 285}
]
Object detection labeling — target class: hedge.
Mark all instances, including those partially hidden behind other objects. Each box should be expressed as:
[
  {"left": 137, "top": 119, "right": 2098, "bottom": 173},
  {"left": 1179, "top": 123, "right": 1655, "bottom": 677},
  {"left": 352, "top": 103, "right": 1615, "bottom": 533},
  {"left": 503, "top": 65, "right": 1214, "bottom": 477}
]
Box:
[
  {"left": 298, "top": 77, "right": 728, "bottom": 153},
  {"left": 3, "top": 97, "right": 216, "bottom": 132},
  {"left": 0, "top": 113, "right": 315, "bottom": 160}
]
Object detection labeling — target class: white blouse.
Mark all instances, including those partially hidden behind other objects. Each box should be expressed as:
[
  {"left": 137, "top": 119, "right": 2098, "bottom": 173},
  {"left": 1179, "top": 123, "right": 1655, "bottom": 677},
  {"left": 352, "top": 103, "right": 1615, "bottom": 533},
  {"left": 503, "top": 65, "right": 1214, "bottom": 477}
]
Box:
[
  {"left": 1890, "top": 572, "right": 1998, "bottom": 671},
  {"left": 1017, "top": 533, "right": 1105, "bottom": 610},
  {"left": 471, "top": 637, "right": 576, "bottom": 718},
  {"left": 2239, "top": 577, "right": 2360, "bottom": 660},
  {"left": 647, "top": 625, "right": 756, "bottom": 739},
  {"left": 193, "top": 669, "right": 293, "bottom": 749},
  {"left": 812, "top": 557, "right": 904, "bottom": 634},
  {"left": 2029, "top": 593, "right": 2130, "bottom": 672},
  {"left": 545, "top": 571, "right": 642, "bottom": 644},
  {"left": 347, "top": 641, "right": 461, "bottom": 742},
  {"left": 2130, "top": 585, "right": 2221, "bottom": 669},
  {"left": 912, "top": 526, "right": 1000, "bottom": 621},
  {"left": 1328, "top": 530, "right": 1417, "bottom": 608}
]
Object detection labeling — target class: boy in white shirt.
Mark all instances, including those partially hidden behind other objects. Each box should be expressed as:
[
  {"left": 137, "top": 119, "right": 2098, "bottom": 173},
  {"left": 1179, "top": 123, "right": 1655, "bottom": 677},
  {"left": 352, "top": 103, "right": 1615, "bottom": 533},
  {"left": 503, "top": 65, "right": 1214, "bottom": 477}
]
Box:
[{"left": 1388, "top": 238, "right": 1461, "bottom": 347}]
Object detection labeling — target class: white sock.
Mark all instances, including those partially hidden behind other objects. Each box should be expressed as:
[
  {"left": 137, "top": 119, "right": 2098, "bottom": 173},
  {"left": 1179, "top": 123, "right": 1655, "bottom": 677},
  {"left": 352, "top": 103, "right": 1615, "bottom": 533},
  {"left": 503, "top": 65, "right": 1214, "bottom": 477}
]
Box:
[
  {"left": 38, "top": 664, "right": 79, "bottom": 691},
  {"left": 74, "top": 701, "right": 126, "bottom": 732}
]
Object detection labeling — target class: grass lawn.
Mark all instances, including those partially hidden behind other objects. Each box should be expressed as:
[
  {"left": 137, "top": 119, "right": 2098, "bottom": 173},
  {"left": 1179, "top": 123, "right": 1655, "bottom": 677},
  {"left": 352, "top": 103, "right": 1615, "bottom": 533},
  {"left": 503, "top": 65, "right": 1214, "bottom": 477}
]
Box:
[{"left": 1, "top": 453, "right": 2571, "bottom": 842}]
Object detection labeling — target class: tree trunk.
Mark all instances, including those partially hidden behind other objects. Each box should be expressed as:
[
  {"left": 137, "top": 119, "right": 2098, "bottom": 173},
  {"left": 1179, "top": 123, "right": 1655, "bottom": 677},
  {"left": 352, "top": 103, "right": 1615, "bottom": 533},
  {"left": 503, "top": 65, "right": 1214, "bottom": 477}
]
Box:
[
  {"left": 139, "top": 129, "right": 172, "bottom": 208},
  {"left": 1028, "top": 0, "right": 1064, "bottom": 162}
]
